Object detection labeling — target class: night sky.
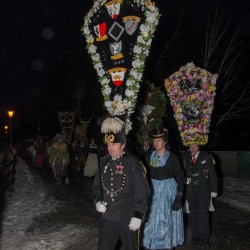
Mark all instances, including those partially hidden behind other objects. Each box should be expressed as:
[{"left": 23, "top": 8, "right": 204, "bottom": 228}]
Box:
[{"left": 0, "top": 0, "right": 249, "bottom": 149}]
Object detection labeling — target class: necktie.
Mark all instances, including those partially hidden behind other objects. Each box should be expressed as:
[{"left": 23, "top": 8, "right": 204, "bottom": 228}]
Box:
[{"left": 192, "top": 155, "right": 196, "bottom": 163}]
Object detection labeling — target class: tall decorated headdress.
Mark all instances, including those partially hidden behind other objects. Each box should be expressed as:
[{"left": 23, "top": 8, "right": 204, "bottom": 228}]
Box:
[
  {"left": 165, "top": 62, "right": 218, "bottom": 146},
  {"left": 58, "top": 111, "right": 76, "bottom": 143},
  {"left": 136, "top": 83, "right": 167, "bottom": 145},
  {"left": 81, "top": 0, "right": 160, "bottom": 136}
]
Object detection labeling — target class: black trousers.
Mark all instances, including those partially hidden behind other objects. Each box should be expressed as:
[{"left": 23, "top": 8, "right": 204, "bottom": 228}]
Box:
[
  {"left": 187, "top": 194, "right": 210, "bottom": 241},
  {"left": 97, "top": 218, "right": 140, "bottom": 250}
]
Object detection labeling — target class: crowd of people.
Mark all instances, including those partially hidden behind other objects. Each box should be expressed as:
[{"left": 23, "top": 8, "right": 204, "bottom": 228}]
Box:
[
  {"left": 20, "top": 134, "right": 100, "bottom": 187},
  {"left": 1, "top": 118, "right": 217, "bottom": 250},
  {"left": 92, "top": 117, "right": 218, "bottom": 250}
]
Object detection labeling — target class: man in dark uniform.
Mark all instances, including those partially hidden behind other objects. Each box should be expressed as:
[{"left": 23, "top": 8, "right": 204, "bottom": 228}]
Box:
[
  {"left": 136, "top": 138, "right": 153, "bottom": 165},
  {"left": 92, "top": 117, "right": 150, "bottom": 250},
  {"left": 183, "top": 144, "right": 218, "bottom": 248}
]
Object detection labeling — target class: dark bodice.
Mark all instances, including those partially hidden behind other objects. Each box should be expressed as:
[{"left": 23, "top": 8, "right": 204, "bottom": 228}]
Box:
[
  {"left": 148, "top": 151, "right": 185, "bottom": 194},
  {"left": 88, "top": 144, "right": 98, "bottom": 154}
]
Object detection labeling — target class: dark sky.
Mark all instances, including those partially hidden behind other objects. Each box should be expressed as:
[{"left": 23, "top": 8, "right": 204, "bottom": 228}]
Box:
[
  {"left": 0, "top": 0, "right": 249, "bottom": 143},
  {"left": 0, "top": 0, "right": 91, "bottom": 107}
]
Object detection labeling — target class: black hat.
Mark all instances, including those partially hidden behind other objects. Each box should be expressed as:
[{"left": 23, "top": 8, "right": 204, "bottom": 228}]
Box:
[
  {"left": 149, "top": 128, "right": 168, "bottom": 139},
  {"left": 101, "top": 117, "right": 126, "bottom": 144}
]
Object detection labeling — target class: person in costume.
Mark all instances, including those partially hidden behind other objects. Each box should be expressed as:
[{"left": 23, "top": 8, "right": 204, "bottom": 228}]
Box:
[
  {"left": 136, "top": 138, "right": 153, "bottom": 166},
  {"left": 142, "top": 128, "right": 185, "bottom": 250},
  {"left": 84, "top": 137, "right": 99, "bottom": 177},
  {"left": 92, "top": 117, "right": 150, "bottom": 250},
  {"left": 182, "top": 144, "right": 218, "bottom": 248},
  {"left": 48, "top": 134, "right": 70, "bottom": 187},
  {"left": 75, "top": 140, "right": 88, "bottom": 174}
]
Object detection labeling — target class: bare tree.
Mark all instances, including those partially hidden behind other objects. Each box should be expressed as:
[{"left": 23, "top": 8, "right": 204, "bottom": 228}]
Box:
[
  {"left": 202, "top": 1, "right": 250, "bottom": 127},
  {"left": 149, "top": 0, "right": 250, "bottom": 149}
]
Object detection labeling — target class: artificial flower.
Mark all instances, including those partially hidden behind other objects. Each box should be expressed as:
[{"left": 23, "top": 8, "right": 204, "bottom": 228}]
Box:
[{"left": 165, "top": 62, "right": 218, "bottom": 146}]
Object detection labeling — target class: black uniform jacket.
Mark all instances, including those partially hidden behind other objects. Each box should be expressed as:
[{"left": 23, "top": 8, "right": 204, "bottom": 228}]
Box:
[
  {"left": 92, "top": 152, "right": 150, "bottom": 223},
  {"left": 182, "top": 150, "right": 218, "bottom": 197}
]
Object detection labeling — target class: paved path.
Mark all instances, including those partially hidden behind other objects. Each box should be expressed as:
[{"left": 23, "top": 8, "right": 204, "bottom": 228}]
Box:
[{"left": 0, "top": 161, "right": 250, "bottom": 249}]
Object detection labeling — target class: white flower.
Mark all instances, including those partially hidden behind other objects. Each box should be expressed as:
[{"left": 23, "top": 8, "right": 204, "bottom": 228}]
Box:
[
  {"left": 94, "top": 62, "right": 102, "bottom": 70},
  {"left": 146, "top": 38, "right": 152, "bottom": 46},
  {"left": 103, "top": 87, "right": 111, "bottom": 95},
  {"left": 144, "top": 50, "right": 149, "bottom": 57},
  {"left": 97, "top": 69, "right": 105, "bottom": 77},
  {"left": 137, "top": 35, "right": 144, "bottom": 43},
  {"left": 113, "top": 94, "right": 122, "bottom": 101},
  {"left": 126, "top": 79, "right": 133, "bottom": 86},
  {"left": 130, "top": 70, "right": 140, "bottom": 78},
  {"left": 140, "top": 24, "right": 150, "bottom": 33},
  {"left": 132, "top": 59, "right": 143, "bottom": 68},
  {"left": 140, "top": 104, "right": 155, "bottom": 115},
  {"left": 92, "top": 54, "right": 101, "bottom": 62},
  {"left": 88, "top": 45, "right": 97, "bottom": 53},
  {"left": 125, "top": 89, "right": 134, "bottom": 97},
  {"left": 86, "top": 36, "right": 94, "bottom": 44},
  {"left": 83, "top": 27, "right": 91, "bottom": 35},
  {"left": 104, "top": 101, "right": 111, "bottom": 108},
  {"left": 101, "top": 78, "right": 109, "bottom": 85},
  {"left": 133, "top": 45, "right": 142, "bottom": 54},
  {"left": 146, "top": 11, "right": 157, "bottom": 24}
]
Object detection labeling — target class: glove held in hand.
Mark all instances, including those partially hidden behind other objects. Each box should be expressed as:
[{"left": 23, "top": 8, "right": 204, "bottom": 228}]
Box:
[
  {"left": 128, "top": 217, "right": 142, "bottom": 231},
  {"left": 96, "top": 201, "right": 107, "bottom": 213},
  {"left": 211, "top": 192, "right": 218, "bottom": 198}
]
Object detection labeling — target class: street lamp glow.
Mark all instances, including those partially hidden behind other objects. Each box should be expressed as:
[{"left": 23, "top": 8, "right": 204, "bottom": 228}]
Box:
[
  {"left": 7, "top": 110, "right": 14, "bottom": 146},
  {"left": 4, "top": 125, "right": 8, "bottom": 134},
  {"left": 7, "top": 111, "right": 14, "bottom": 118}
]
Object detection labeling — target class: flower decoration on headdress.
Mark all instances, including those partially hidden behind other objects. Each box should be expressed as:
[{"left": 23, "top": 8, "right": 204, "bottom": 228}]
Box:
[
  {"left": 82, "top": 0, "right": 160, "bottom": 134},
  {"left": 165, "top": 62, "right": 218, "bottom": 146}
]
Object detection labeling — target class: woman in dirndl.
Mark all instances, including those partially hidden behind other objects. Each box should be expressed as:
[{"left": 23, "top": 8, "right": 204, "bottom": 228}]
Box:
[
  {"left": 142, "top": 128, "right": 185, "bottom": 250},
  {"left": 84, "top": 138, "right": 99, "bottom": 177}
]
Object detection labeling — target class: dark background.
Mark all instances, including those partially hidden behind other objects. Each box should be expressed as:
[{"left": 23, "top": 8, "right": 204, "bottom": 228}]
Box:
[{"left": 0, "top": 0, "right": 249, "bottom": 150}]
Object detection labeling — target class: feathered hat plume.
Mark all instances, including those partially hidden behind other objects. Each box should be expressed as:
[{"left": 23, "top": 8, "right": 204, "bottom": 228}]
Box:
[
  {"left": 101, "top": 117, "right": 126, "bottom": 144},
  {"left": 101, "top": 117, "right": 124, "bottom": 134}
]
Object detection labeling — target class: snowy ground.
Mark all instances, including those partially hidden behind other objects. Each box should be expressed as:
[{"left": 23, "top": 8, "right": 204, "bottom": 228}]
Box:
[
  {"left": 217, "top": 177, "right": 250, "bottom": 213},
  {"left": 0, "top": 161, "right": 99, "bottom": 250},
  {"left": 0, "top": 160, "right": 250, "bottom": 250}
]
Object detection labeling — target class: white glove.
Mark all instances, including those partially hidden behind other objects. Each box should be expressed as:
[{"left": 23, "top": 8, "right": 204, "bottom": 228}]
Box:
[
  {"left": 96, "top": 201, "right": 107, "bottom": 213},
  {"left": 128, "top": 217, "right": 142, "bottom": 231},
  {"left": 186, "top": 177, "right": 191, "bottom": 184},
  {"left": 211, "top": 192, "right": 218, "bottom": 198}
]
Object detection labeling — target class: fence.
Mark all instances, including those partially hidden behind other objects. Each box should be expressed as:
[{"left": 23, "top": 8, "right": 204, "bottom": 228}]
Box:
[{"left": 211, "top": 151, "right": 250, "bottom": 178}]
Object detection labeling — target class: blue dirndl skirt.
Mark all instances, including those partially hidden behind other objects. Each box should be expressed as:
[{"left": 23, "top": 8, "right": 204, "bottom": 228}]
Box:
[{"left": 142, "top": 178, "right": 184, "bottom": 249}]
